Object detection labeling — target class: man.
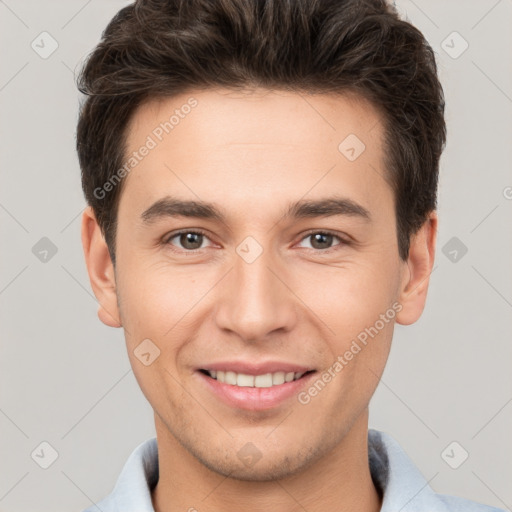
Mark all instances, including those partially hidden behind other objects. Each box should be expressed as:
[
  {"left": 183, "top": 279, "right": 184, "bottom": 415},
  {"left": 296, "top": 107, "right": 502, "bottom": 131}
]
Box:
[{"left": 77, "top": 0, "right": 504, "bottom": 510}]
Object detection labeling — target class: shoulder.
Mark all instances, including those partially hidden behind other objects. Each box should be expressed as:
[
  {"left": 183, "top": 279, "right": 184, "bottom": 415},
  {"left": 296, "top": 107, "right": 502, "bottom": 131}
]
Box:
[
  {"left": 368, "top": 429, "right": 506, "bottom": 512},
  {"left": 435, "top": 492, "right": 506, "bottom": 512},
  {"left": 80, "top": 437, "right": 159, "bottom": 512}
]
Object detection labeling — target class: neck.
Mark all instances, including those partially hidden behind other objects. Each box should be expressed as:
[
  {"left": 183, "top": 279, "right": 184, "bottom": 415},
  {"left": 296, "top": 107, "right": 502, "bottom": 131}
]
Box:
[{"left": 151, "top": 409, "right": 381, "bottom": 512}]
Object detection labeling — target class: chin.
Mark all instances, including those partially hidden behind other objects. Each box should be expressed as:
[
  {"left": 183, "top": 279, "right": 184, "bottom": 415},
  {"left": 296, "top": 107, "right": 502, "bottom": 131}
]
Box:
[{"left": 195, "top": 445, "right": 321, "bottom": 482}]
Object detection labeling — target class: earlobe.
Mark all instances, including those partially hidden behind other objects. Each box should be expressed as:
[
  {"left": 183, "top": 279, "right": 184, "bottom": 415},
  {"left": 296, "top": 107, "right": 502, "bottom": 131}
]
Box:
[
  {"left": 395, "top": 211, "right": 438, "bottom": 326},
  {"left": 81, "top": 206, "right": 122, "bottom": 328}
]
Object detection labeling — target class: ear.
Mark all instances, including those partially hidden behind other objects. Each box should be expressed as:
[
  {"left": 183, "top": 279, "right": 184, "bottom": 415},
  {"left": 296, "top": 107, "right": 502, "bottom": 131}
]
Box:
[
  {"left": 395, "top": 211, "right": 437, "bottom": 326},
  {"left": 81, "top": 206, "right": 122, "bottom": 328}
]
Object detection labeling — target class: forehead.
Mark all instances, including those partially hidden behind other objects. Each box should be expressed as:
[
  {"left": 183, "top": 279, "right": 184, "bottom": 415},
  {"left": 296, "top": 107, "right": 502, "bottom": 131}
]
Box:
[
  {"left": 119, "top": 87, "right": 390, "bottom": 223},
  {"left": 126, "top": 87, "right": 383, "bottom": 152}
]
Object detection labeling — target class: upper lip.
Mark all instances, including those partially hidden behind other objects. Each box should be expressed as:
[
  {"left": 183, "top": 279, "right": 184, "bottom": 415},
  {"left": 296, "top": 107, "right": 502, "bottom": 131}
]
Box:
[{"left": 198, "top": 361, "right": 314, "bottom": 375}]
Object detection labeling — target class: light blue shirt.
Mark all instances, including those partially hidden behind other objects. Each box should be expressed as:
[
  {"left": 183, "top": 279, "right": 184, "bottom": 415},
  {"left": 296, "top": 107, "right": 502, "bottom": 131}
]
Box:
[{"left": 82, "top": 429, "right": 504, "bottom": 511}]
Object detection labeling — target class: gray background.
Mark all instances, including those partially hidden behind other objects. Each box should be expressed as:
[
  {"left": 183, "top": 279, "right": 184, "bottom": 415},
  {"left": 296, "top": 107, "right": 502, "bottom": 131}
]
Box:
[{"left": 1, "top": 1, "right": 511, "bottom": 511}]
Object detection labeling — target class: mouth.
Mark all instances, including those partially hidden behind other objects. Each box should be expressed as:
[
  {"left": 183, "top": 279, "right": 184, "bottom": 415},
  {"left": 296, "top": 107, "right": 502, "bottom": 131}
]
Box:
[
  {"left": 198, "top": 369, "right": 315, "bottom": 388},
  {"left": 196, "top": 367, "right": 317, "bottom": 411}
]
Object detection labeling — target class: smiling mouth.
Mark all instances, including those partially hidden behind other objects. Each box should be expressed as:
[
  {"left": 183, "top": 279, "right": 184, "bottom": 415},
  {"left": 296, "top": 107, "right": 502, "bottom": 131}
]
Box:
[{"left": 199, "top": 369, "right": 316, "bottom": 388}]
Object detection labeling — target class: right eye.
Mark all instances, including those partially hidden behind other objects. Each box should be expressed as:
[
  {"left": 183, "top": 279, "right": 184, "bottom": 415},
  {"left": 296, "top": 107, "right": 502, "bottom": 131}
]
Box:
[{"left": 164, "top": 229, "right": 213, "bottom": 251}]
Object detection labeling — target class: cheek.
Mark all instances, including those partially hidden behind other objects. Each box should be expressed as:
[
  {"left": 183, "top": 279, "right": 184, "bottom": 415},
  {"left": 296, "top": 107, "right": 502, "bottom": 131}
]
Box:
[
  {"left": 116, "top": 261, "right": 219, "bottom": 389},
  {"left": 302, "top": 257, "right": 399, "bottom": 331},
  {"left": 297, "top": 253, "right": 399, "bottom": 387},
  {"left": 116, "top": 258, "right": 202, "bottom": 335}
]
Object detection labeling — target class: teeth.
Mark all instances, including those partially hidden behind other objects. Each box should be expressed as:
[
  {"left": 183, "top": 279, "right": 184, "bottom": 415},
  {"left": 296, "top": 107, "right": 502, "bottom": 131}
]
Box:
[
  {"left": 254, "top": 374, "right": 273, "bottom": 387},
  {"left": 207, "top": 369, "right": 308, "bottom": 387},
  {"left": 237, "top": 373, "right": 254, "bottom": 387},
  {"left": 225, "top": 371, "right": 237, "bottom": 385},
  {"left": 272, "top": 371, "right": 285, "bottom": 385}
]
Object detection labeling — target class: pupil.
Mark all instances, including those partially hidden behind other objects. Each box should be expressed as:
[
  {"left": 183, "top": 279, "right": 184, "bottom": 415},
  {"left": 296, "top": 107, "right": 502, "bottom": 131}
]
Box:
[
  {"left": 312, "top": 233, "right": 332, "bottom": 249},
  {"left": 181, "top": 233, "right": 202, "bottom": 249}
]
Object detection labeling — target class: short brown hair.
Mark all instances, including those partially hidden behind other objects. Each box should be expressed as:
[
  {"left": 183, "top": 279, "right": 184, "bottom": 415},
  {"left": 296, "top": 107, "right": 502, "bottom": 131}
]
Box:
[{"left": 76, "top": 0, "right": 446, "bottom": 265}]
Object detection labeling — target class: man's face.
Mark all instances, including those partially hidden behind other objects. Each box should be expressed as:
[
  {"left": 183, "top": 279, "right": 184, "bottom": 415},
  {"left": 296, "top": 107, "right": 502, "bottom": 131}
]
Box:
[{"left": 100, "top": 88, "right": 412, "bottom": 479}]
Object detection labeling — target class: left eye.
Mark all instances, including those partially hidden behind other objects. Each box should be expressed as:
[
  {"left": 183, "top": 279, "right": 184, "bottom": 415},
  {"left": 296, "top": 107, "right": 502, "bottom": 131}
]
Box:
[{"left": 297, "top": 232, "right": 344, "bottom": 251}]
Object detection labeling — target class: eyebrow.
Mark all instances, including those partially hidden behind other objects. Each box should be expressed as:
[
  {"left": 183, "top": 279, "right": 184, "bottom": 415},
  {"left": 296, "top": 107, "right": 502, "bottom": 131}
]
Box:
[{"left": 140, "top": 195, "right": 371, "bottom": 225}]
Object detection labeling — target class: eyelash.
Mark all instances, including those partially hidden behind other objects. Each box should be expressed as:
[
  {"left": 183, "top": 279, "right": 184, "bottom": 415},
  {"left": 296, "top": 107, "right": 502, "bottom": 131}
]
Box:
[{"left": 163, "top": 228, "right": 350, "bottom": 254}]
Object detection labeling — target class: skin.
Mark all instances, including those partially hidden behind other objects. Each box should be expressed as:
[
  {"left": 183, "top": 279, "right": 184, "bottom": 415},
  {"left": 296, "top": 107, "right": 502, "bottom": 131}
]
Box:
[{"left": 81, "top": 88, "right": 437, "bottom": 512}]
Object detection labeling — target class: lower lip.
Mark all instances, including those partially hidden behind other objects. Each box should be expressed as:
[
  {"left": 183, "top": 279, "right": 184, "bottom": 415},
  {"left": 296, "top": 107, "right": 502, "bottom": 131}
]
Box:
[{"left": 196, "top": 371, "right": 317, "bottom": 411}]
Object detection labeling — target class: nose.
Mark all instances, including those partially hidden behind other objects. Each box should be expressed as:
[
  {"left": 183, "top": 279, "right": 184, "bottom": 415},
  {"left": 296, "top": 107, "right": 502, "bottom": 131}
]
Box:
[{"left": 214, "top": 242, "right": 298, "bottom": 342}]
